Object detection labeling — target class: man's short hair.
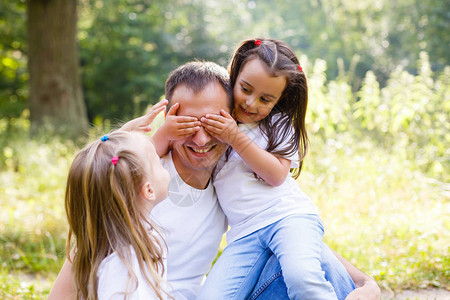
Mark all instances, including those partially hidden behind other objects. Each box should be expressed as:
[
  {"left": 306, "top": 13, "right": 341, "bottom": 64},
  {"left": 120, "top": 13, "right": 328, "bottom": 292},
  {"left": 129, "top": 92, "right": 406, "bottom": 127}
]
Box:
[{"left": 165, "top": 61, "right": 233, "bottom": 110}]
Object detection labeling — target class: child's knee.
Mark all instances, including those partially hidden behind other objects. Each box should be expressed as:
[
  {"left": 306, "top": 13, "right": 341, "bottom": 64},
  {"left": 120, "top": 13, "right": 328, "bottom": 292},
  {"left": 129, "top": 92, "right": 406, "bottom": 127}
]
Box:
[
  {"left": 283, "top": 260, "right": 327, "bottom": 288},
  {"left": 283, "top": 264, "right": 337, "bottom": 299}
]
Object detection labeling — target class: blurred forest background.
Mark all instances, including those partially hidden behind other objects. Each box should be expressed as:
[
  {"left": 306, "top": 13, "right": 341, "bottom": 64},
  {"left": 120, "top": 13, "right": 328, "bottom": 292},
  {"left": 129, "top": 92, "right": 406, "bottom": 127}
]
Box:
[{"left": 0, "top": 0, "right": 449, "bottom": 298}]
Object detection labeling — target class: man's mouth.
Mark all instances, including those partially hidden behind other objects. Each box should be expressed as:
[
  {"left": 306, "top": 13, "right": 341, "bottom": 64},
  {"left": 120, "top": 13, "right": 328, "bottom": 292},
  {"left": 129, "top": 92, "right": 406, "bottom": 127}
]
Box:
[{"left": 189, "top": 146, "right": 214, "bottom": 154}]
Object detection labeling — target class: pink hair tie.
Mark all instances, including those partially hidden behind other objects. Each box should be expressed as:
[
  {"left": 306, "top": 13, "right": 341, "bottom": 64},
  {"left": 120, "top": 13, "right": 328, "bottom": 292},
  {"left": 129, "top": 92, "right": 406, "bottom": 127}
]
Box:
[
  {"left": 111, "top": 156, "right": 119, "bottom": 165},
  {"left": 254, "top": 40, "right": 262, "bottom": 46},
  {"left": 297, "top": 65, "right": 303, "bottom": 72}
]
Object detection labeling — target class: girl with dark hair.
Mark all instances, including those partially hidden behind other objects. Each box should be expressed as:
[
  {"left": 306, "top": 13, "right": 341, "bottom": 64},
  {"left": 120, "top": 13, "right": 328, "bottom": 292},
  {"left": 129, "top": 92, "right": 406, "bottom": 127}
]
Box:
[{"left": 198, "top": 38, "right": 338, "bottom": 299}]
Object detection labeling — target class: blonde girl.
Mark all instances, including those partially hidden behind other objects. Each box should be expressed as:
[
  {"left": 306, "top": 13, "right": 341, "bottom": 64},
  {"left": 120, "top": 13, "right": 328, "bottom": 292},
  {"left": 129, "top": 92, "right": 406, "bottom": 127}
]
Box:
[{"left": 65, "top": 130, "right": 170, "bottom": 300}]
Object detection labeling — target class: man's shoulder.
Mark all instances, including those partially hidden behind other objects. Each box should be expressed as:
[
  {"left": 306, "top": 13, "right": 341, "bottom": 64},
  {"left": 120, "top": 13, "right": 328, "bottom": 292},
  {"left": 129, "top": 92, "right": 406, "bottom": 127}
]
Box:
[{"left": 160, "top": 152, "right": 175, "bottom": 174}]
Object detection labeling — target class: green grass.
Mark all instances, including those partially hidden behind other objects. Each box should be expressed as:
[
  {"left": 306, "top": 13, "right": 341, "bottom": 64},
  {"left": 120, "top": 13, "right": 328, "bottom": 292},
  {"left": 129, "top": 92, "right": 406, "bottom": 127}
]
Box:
[
  {"left": 302, "top": 135, "right": 449, "bottom": 290},
  {"left": 0, "top": 269, "right": 53, "bottom": 300},
  {"left": 0, "top": 135, "right": 71, "bottom": 276},
  {"left": 0, "top": 115, "right": 448, "bottom": 298}
]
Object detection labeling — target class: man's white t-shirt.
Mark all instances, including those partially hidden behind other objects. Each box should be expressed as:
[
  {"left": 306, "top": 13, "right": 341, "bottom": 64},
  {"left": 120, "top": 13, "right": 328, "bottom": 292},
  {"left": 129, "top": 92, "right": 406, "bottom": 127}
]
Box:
[
  {"left": 97, "top": 245, "right": 166, "bottom": 300},
  {"left": 214, "top": 120, "right": 319, "bottom": 244},
  {"left": 151, "top": 153, "right": 227, "bottom": 300}
]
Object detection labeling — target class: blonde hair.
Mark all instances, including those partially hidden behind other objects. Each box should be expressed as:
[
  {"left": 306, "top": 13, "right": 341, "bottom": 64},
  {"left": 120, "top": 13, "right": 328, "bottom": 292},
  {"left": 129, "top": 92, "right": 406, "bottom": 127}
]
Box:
[{"left": 65, "top": 130, "right": 167, "bottom": 300}]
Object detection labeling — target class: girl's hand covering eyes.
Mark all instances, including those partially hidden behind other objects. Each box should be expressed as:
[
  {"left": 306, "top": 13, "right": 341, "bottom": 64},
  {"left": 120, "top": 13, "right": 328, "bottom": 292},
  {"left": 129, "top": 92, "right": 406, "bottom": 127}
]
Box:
[
  {"left": 201, "top": 109, "right": 240, "bottom": 145},
  {"left": 162, "top": 103, "right": 201, "bottom": 140}
]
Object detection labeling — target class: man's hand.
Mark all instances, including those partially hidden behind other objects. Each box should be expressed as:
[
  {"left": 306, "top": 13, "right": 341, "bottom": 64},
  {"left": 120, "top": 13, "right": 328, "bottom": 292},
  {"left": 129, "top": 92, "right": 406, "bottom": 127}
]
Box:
[
  {"left": 162, "top": 103, "right": 201, "bottom": 140},
  {"left": 345, "top": 278, "right": 381, "bottom": 300},
  {"left": 120, "top": 99, "right": 168, "bottom": 132},
  {"left": 201, "top": 109, "right": 240, "bottom": 145}
]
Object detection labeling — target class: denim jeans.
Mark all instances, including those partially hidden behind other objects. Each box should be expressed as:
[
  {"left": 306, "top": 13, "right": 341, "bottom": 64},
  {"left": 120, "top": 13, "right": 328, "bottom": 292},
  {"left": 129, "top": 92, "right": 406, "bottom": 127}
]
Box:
[
  {"left": 197, "top": 215, "right": 341, "bottom": 300},
  {"left": 249, "top": 242, "right": 356, "bottom": 300}
]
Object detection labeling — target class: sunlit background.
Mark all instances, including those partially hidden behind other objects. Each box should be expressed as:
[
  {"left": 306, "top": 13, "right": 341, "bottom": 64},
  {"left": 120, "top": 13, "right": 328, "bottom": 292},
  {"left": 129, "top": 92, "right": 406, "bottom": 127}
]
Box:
[{"left": 0, "top": 0, "right": 448, "bottom": 298}]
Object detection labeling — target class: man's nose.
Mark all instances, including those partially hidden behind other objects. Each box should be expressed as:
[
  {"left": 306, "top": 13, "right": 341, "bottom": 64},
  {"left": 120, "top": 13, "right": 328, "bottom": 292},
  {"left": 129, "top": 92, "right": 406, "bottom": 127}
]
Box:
[{"left": 191, "top": 126, "right": 211, "bottom": 147}]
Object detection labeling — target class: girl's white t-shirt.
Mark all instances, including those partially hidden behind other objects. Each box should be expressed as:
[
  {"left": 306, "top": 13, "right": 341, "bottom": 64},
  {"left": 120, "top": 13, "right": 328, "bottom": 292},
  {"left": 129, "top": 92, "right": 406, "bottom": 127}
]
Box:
[
  {"left": 151, "top": 153, "right": 227, "bottom": 300},
  {"left": 214, "top": 120, "right": 319, "bottom": 244},
  {"left": 97, "top": 245, "right": 167, "bottom": 300}
]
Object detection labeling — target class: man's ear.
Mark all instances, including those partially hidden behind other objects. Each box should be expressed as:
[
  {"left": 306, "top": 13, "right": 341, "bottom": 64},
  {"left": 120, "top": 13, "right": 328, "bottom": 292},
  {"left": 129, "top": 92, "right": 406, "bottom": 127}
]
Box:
[{"left": 141, "top": 182, "right": 156, "bottom": 202}]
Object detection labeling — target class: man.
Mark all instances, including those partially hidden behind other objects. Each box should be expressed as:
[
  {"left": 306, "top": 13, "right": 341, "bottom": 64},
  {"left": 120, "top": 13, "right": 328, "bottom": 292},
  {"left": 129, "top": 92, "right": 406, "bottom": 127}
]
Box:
[
  {"left": 148, "top": 61, "right": 232, "bottom": 298},
  {"left": 49, "top": 61, "right": 380, "bottom": 299}
]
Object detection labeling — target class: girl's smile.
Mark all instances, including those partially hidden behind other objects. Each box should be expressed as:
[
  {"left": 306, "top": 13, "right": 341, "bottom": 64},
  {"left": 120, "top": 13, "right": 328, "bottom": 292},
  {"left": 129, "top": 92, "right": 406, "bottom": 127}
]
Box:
[{"left": 239, "top": 106, "right": 256, "bottom": 117}]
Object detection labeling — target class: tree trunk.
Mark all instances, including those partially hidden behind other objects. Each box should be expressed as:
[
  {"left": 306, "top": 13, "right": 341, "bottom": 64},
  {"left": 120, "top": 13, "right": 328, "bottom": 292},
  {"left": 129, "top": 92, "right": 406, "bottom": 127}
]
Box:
[{"left": 27, "top": 0, "right": 88, "bottom": 138}]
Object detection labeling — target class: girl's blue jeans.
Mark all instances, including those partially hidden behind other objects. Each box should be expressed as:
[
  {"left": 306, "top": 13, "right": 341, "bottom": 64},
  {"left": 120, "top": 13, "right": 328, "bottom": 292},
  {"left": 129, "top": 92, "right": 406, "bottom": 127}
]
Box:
[
  {"left": 249, "top": 242, "right": 356, "bottom": 300},
  {"left": 197, "top": 215, "right": 355, "bottom": 300}
]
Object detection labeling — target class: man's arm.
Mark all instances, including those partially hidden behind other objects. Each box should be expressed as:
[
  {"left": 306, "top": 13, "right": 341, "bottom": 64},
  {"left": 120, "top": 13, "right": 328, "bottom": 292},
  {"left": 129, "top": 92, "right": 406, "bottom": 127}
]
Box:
[{"left": 332, "top": 250, "right": 381, "bottom": 300}]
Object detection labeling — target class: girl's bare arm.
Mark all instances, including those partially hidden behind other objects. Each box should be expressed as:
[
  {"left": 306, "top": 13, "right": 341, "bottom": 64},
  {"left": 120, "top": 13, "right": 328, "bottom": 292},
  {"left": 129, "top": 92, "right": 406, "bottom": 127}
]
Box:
[
  {"left": 47, "top": 258, "right": 74, "bottom": 300},
  {"left": 202, "top": 110, "right": 290, "bottom": 187}
]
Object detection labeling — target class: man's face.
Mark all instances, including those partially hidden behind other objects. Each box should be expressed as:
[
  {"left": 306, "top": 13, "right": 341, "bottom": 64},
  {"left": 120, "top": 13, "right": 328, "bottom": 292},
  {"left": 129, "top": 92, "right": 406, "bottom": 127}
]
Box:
[{"left": 170, "top": 82, "right": 230, "bottom": 182}]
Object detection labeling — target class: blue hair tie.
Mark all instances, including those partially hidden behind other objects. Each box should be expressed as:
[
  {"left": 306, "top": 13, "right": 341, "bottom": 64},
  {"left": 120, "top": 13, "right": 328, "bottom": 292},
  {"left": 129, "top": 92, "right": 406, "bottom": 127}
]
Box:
[{"left": 100, "top": 135, "right": 109, "bottom": 142}]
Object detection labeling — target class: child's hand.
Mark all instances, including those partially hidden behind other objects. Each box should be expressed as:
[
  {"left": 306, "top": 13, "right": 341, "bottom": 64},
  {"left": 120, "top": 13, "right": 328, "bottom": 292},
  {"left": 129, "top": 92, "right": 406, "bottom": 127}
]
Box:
[
  {"left": 162, "top": 103, "right": 201, "bottom": 140},
  {"left": 201, "top": 109, "right": 240, "bottom": 145},
  {"left": 120, "top": 99, "right": 168, "bottom": 132}
]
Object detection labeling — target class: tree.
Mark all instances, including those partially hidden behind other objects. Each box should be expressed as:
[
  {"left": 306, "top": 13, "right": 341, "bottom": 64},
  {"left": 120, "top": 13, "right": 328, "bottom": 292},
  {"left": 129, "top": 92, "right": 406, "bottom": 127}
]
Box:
[{"left": 27, "top": 0, "right": 88, "bottom": 137}]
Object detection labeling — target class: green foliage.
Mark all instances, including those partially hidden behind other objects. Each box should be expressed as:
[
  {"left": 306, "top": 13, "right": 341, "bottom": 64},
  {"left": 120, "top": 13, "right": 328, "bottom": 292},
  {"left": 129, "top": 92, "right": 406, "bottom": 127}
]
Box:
[
  {"left": 208, "top": 0, "right": 450, "bottom": 89},
  {"left": 0, "top": 117, "right": 72, "bottom": 275},
  {"left": 303, "top": 135, "right": 449, "bottom": 290},
  {"left": 383, "top": 0, "right": 450, "bottom": 72},
  {"left": 307, "top": 52, "right": 448, "bottom": 182},
  {"left": 360, "top": 53, "right": 449, "bottom": 181},
  {"left": 301, "top": 53, "right": 449, "bottom": 289},
  {"left": 2, "top": 0, "right": 449, "bottom": 124},
  {"left": 79, "top": 0, "right": 223, "bottom": 124},
  {"left": 0, "top": 0, "right": 27, "bottom": 119},
  {"left": 0, "top": 269, "right": 51, "bottom": 300}
]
